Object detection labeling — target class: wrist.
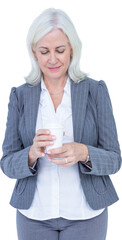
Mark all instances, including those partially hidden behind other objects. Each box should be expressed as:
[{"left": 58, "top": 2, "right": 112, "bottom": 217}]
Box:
[
  {"left": 28, "top": 146, "right": 37, "bottom": 167},
  {"left": 79, "top": 144, "right": 89, "bottom": 163},
  {"left": 81, "top": 154, "right": 92, "bottom": 168},
  {"left": 81, "top": 155, "right": 90, "bottom": 164}
]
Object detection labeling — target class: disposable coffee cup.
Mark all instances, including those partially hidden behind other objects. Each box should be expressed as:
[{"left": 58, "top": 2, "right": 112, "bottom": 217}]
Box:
[{"left": 45, "top": 124, "right": 63, "bottom": 152}]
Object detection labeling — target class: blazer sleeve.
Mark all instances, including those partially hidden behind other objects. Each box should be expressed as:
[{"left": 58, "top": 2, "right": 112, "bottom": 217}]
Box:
[
  {"left": 79, "top": 80, "right": 122, "bottom": 176},
  {"left": 0, "top": 87, "right": 37, "bottom": 179}
]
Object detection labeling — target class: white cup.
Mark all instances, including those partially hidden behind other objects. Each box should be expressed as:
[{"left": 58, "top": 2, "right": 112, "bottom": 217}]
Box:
[{"left": 45, "top": 124, "right": 64, "bottom": 151}]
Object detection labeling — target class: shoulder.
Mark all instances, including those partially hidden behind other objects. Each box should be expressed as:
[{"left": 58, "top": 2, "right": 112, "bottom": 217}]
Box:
[
  {"left": 82, "top": 76, "right": 108, "bottom": 93},
  {"left": 10, "top": 83, "right": 28, "bottom": 97},
  {"left": 84, "top": 77, "right": 111, "bottom": 106},
  {"left": 85, "top": 77, "right": 110, "bottom": 103},
  {"left": 9, "top": 83, "right": 40, "bottom": 111},
  {"left": 10, "top": 82, "right": 41, "bottom": 98},
  {"left": 71, "top": 77, "right": 109, "bottom": 102},
  {"left": 71, "top": 76, "right": 106, "bottom": 87},
  {"left": 71, "top": 76, "right": 107, "bottom": 91},
  {"left": 83, "top": 76, "right": 106, "bottom": 88}
]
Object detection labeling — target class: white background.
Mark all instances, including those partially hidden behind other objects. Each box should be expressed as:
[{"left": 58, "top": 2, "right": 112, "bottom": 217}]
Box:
[{"left": 0, "top": 0, "right": 122, "bottom": 239}]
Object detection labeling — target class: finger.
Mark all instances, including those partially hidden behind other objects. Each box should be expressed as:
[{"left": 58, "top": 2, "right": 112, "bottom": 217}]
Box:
[
  {"left": 36, "top": 141, "right": 54, "bottom": 148},
  {"left": 47, "top": 152, "right": 68, "bottom": 159},
  {"left": 36, "top": 129, "right": 51, "bottom": 136},
  {"left": 47, "top": 145, "right": 67, "bottom": 155},
  {"left": 37, "top": 151, "right": 45, "bottom": 158},
  {"left": 51, "top": 160, "right": 74, "bottom": 167},
  {"left": 49, "top": 157, "right": 73, "bottom": 166},
  {"left": 36, "top": 134, "right": 56, "bottom": 142}
]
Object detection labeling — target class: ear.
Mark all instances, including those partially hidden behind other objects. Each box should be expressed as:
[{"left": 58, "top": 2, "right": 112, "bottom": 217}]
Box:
[
  {"left": 70, "top": 48, "right": 73, "bottom": 57},
  {"left": 32, "top": 49, "right": 37, "bottom": 59}
]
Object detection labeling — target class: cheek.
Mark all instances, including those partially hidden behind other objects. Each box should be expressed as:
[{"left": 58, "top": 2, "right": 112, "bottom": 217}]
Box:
[
  {"left": 64, "top": 56, "right": 71, "bottom": 68},
  {"left": 61, "top": 54, "right": 71, "bottom": 65},
  {"left": 37, "top": 58, "right": 47, "bottom": 68}
]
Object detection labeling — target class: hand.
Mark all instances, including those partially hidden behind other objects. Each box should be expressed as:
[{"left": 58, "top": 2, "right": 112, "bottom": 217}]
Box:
[
  {"left": 47, "top": 142, "right": 89, "bottom": 167},
  {"left": 28, "top": 129, "right": 56, "bottom": 167}
]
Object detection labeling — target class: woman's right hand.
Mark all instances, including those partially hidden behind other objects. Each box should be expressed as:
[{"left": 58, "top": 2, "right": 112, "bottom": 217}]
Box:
[{"left": 28, "top": 129, "right": 56, "bottom": 167}]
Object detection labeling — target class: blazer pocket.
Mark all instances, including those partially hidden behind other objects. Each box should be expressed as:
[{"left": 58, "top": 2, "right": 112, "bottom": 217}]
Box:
[
  {"left": 91, "top": 175, "right": 107, "bottom": 194},
  {"left": 14, "top": 178, "right": 28, "bottom": 195}
]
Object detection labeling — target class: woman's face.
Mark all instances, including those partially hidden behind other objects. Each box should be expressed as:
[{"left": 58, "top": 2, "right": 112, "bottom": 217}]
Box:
[{"left": 33, "top": 28, "right": 72, "bottom": 81}]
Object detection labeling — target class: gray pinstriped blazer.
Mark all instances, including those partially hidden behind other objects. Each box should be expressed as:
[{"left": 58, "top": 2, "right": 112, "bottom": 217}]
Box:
[{"left": 1, "top": 77, "right": 121, "bottom": 210}]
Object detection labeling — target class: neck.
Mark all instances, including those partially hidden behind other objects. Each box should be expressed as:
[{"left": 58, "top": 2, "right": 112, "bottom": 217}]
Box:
[
  {"left": 49, "top": 89, "right": 64, "bottom": 96},
  {"left": 43, "top": 75, "right": 67, "bottom": 94}
]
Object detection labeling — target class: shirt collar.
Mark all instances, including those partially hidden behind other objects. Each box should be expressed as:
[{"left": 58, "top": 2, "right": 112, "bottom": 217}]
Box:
[{"left": 41, "top": 76, "right": 70, "bottom": 95}]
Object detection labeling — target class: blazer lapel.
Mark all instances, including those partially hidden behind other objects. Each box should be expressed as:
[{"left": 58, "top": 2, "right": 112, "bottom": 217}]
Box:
[
  {"left": 71, "top": 79, "right": 89, "bottom": 143},
  {"left": 24, "top": 79, "right": 89, "bottom": 145},
  {"left": 24, "top": 83, "right": 41, "bottom": 145}
]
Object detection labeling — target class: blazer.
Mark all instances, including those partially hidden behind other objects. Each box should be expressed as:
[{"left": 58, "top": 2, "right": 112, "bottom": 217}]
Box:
[{"left": 1, "top": 77, "right": 121, "bottom": 210}]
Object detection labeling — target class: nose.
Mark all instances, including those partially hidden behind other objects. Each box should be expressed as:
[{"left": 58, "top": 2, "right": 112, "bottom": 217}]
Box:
[{"left": 48, "top": 52, "right": 58, "bottom": 65}]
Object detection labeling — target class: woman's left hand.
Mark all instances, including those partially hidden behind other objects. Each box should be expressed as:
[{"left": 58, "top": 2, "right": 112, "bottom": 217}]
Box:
[{"left": 47, "top": 142, "right": 89, "bottom": 167}]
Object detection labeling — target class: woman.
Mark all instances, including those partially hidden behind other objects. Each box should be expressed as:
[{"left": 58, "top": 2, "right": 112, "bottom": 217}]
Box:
[{"left": 1, "top": 8, "right": 121, "bottom": 240}]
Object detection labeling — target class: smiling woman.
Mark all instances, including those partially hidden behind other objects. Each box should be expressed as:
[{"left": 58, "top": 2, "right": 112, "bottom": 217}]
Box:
[
  {"left": 26, "top": 8, "right": 85, "bottom": 85},
  {"left": 0, "top": 7, "right": 121, "bottom": 240},
  {"left": 33, "top": 29, "right": 72, "bottom": 85}
]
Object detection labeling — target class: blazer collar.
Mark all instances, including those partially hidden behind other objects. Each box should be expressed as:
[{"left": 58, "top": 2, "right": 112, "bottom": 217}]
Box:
[
  {"left": 71, "top": 79, "right": 89, "bottom": 142},
  {"left": 24, "top": 83, "right": 41, "bottom": 145},
  {"left": 24, "top": 79, "right": 89, "bottom": 145}
]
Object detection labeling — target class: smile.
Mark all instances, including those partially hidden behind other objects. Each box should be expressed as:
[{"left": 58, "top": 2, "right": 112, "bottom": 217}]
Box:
[{"left": 48, "top": 66, "right": 61, "bottom": 71}]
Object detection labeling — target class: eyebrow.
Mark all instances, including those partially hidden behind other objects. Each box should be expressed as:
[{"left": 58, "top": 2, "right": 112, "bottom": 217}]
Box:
[
  {"left": 38, "top": 45, "right": 67, "bottom": 50},
  {"left": 56, "top": 45, "right": 66, "bottom": 49}
]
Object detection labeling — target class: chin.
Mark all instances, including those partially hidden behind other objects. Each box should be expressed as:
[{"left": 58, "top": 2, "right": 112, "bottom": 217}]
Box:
[{"left": 48, "top": 72, "right": 65, "bottom": 79}]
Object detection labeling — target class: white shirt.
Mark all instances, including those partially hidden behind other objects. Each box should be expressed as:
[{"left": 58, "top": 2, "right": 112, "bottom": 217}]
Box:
[{"left": 19, "top": 77, "right": 104, "bottom": 220}]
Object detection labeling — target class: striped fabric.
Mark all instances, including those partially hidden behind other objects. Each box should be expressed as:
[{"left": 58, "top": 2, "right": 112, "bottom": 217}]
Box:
[{"left": 0, "top": 77, "right": 121, "bottom": 210}]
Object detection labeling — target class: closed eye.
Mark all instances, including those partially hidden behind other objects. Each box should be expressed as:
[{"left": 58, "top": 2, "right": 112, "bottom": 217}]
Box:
[
  {"left": 40, "top": 49, "right": 65, "bottom": 55},
  {"left": 40, "top": 51, "right": 49, "bottom": 55},
  {"left": 41, "top": 49, "right": 65, "bottom": 55},
  {"left": 56, "top": 49, "right": 65, "bottom": 53}
]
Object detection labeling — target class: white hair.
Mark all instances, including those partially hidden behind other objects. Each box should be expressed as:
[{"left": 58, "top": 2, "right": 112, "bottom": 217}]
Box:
[{"left": 25, "top": 8, "right": 86, "bottom": 85}]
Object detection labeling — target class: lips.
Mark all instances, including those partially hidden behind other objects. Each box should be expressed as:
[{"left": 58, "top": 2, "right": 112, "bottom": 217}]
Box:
[{"left": 48, "top": 66, "right": 61, "bottom": 71}]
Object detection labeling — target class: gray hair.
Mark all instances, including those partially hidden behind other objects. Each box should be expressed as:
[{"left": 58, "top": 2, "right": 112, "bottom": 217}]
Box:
[{"left": 25, "top": 8, "right": 86, "bottom": 85}]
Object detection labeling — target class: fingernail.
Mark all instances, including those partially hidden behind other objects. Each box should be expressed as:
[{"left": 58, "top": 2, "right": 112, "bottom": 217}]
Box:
[
  {"left": 52, "top": 135, "right": 56, "bottom": 139},
  {"left": 46, "top": 130, "right": 50, "bottom": 134},
  {"left": 47, "top": 150, "right": 51, "bottom": 154}
]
